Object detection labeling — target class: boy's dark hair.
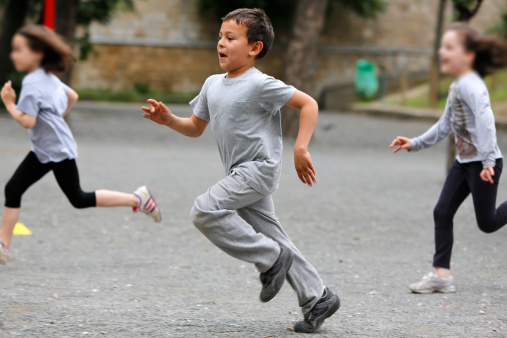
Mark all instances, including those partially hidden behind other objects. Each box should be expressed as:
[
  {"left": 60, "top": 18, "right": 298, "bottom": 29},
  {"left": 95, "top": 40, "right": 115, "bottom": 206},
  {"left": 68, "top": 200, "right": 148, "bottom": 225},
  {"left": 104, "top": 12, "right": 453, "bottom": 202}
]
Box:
[
  {"left": 448, "top": 22, "right": 507, "bottom": 77},
  {"left": 222, "top": 8, "right": 274, "bottom": 60},
  {"left": 17, "top": 25, "right": 75, "bottom": 73}
]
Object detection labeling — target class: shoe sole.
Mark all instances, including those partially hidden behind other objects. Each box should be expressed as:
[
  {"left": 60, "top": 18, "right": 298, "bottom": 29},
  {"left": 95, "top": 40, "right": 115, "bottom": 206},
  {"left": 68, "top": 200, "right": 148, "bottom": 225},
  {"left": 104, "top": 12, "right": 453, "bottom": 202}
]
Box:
[
  {"left": 0, "top": 252, "right": 9, "bottom": 265},
  {"left": 260, "top": 249, "right": 294, "bottom": 303},
  {"left": 294, "top": 295, "right": 341, "bottom": 333},
  {"left": 142, "top": 186, "right": 162, "bottom": 223},
  {"left": 408, "top": 285, "right": 456, "bottom": 294}
]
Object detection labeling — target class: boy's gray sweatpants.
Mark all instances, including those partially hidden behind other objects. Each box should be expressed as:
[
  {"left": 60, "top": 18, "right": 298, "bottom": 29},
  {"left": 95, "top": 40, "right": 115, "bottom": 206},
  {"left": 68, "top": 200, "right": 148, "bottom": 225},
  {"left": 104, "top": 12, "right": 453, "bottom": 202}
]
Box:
[{"left": 190, "top": 172, "right": 325, "bottom": 313}]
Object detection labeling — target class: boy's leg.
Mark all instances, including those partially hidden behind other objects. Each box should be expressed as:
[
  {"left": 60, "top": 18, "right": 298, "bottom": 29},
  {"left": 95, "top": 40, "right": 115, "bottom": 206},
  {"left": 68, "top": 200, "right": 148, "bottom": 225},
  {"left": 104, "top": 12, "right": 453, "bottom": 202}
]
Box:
[
  {"left": 237, "top": 197, "right": 324, "bottom": 314},
  {"left": 467, "top": 159, "right": 507, "bottom": 233},
  {"left": 432, "top": 160, "right": 470, "bottom": 269},
  {"left": 191, "top": 172, "right": 281, "bottom": 273},
  {"left": 1, "top": 152, "right": 51, "bottom": 249}
]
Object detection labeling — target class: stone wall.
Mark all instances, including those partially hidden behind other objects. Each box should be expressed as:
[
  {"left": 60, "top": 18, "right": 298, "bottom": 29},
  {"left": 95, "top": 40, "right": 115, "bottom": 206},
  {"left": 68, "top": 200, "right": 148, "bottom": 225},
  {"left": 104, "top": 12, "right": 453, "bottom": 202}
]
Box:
[{"left": 71, "top": 0, "right": 506, "bottom": 102}]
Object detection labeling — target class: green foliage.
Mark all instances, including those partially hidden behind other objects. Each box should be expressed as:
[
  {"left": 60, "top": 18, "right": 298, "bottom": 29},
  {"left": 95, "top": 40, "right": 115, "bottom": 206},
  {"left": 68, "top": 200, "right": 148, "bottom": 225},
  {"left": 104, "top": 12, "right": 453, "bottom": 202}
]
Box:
[
  {"left": 76, "top": 0, "right": 134, "bottom": 26},
  {"left": 76, "top": 0, "right": 134, "bottom": 60},
  {"left": 451, "top": 0, "right": 483, "bottom": 21},
  {"left": 2, "top": 0, "right": 134, "bottom": 60},
  {"left": 487, "top": 8, "right": 507, "bottom": 39},
  {"left": 134, "top": 82, "right": 150, "bottom": 94},
  {"left": 196, "top": 0, "right": 386, "bottom": 27},
  {"left": 331, "top": 0, "right": 386, "bottom": 19},
  {"left": 76, "top": 30, "right": 95, "bottom": 60},
  {"left": 195, "top": 0, "right": 294, "bottom": 27}
]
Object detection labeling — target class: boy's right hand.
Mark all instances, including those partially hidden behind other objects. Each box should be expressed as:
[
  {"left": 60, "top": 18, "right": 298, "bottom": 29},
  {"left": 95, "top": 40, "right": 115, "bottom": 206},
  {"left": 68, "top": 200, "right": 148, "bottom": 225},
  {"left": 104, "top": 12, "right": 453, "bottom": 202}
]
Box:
[
  {"left": 389, "top": 136, "right": 412, "bottom": 153},
  {"left": 142, "top": 99, "right": 173, "bottom": 126}
]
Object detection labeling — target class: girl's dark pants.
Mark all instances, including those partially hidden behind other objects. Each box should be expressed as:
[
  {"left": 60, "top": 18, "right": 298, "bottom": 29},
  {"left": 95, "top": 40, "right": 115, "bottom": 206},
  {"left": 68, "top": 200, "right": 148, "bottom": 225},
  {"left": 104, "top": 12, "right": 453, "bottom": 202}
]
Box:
[
  {"left": 4, "top": 151, "right": 96, "bottom": 209},
  {"left": 433, "top": 158, "right": 507, "bottom": 269}
]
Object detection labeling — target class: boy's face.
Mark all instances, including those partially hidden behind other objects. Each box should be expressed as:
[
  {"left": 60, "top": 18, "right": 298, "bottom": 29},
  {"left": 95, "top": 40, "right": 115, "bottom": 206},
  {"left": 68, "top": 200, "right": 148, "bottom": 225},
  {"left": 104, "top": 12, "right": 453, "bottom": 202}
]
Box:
[{"left": 218, "top": 20, "right": 261, "bottom": 76}]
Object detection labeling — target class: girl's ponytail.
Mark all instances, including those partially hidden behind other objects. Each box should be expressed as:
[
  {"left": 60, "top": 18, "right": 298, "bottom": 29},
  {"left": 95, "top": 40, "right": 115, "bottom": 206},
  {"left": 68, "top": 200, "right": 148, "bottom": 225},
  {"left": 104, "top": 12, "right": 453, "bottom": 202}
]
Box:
[{"left": 448, "top": 22, "right": 507, "bottom": 77}]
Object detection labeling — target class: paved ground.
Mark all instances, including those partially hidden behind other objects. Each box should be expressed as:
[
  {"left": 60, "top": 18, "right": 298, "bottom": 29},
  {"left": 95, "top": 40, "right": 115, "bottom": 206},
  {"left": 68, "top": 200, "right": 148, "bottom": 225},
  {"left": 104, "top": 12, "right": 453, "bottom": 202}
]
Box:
[{"left": 1, "top": 103, "right": 507, "bottom": 337}]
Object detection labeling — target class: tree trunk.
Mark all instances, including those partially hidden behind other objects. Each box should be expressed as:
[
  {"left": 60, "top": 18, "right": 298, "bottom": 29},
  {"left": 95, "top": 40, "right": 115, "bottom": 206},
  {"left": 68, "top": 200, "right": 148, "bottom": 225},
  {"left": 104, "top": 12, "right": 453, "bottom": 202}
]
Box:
[
  {"left": 429, "top": 0, "right": 446, "bottom": 108},
  {"left": 55, "top": 0, "right": 79, "bottom": 85},
  {"left": 0, "top": 0, "right": 30, "bottom": 85},
  {"left": 282, "top": 0, "right": 329, "bottom": 138}
]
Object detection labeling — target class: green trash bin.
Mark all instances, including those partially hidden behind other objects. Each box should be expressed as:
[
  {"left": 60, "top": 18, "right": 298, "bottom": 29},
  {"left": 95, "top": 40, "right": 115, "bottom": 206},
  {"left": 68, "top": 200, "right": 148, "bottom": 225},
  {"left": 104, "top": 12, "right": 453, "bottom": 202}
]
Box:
[{"left": 355, "top": 59, "right": 379, "bottom": 99}]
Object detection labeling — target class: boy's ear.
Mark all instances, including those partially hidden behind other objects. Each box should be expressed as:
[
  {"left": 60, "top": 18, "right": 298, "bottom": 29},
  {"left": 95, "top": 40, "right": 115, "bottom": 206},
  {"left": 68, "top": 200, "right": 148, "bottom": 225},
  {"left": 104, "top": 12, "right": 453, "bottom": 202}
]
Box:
[{"left": 249, "top": 41, "right": 264, "bottom": 57}]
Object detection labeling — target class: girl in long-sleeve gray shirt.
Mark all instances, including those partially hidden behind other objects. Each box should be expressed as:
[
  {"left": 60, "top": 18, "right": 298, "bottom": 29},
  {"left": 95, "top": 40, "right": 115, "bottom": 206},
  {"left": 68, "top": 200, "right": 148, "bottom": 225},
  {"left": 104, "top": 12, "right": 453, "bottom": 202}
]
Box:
[
  {"left": 411, "top": 71, "right": 502, "bottom": 168},
  {"left": 390, "top": 23, "right": 507, "bottom": 294}
]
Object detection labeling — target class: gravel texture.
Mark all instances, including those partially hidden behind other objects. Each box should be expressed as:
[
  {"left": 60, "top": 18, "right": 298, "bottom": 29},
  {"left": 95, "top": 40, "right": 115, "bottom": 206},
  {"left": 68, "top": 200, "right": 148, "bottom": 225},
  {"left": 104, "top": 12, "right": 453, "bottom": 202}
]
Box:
[{"left": 1, "top": 103, "right": 507, "bottom": 337}]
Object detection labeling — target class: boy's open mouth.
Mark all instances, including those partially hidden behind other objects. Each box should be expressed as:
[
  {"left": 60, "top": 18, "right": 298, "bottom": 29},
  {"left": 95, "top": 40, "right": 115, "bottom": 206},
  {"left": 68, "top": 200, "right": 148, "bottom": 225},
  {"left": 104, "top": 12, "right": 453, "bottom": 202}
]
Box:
[{"left": 219, "top": 52, "right": 227, "bottom": 59}]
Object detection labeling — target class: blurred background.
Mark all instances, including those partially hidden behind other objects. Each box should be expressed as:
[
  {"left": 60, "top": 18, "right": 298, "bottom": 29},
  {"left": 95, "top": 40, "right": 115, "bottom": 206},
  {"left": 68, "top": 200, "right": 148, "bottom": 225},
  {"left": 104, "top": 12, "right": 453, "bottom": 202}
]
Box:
[{"left": 0, "top": 0, "right": 506, "bottom": 138}]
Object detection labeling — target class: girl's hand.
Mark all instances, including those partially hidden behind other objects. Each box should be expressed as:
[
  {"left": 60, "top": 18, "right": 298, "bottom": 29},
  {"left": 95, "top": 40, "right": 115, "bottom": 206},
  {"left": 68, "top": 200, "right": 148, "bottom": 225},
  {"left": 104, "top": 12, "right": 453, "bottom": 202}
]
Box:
[
  {"left": 480, "top": 167, "right": 495, "bottom": 184},
  {"left": 389, "top": 136, "right": 412, "bottom": 153},
  {"left": 142, "top": 99, "right": 173, "bottom": 126},
  {"left": 294, "top": 148, "right": 317, "bottom": 187},
  {"left": 1, "top": 81, "right": 16, "bottom": 106}
]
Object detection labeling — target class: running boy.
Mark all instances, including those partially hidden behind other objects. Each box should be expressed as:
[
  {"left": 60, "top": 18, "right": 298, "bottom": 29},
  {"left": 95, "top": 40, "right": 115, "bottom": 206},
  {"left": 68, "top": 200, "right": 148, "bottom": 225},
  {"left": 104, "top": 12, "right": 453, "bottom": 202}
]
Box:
[
  {"left": 142, "top": 8, "right": 339, "bottom": 333},
  {"left": 389, "top": 23, "right": 507, "bottom": 293}
]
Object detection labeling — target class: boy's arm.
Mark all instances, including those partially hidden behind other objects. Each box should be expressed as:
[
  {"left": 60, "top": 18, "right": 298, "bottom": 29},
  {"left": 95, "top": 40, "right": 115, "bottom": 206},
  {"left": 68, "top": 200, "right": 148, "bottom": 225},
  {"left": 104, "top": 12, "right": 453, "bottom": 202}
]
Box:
[
  {"left": 63, "top": 88, "right": 79, "bottom": 117},
  {"left": 142, "top": 99, "right": 208, "bottom": 137},
  {"left": 285, "top": 90, "right": 318, "bottom": 187},
  {"left": 1, "top": 81, "right": 36, "bottom": 129}
]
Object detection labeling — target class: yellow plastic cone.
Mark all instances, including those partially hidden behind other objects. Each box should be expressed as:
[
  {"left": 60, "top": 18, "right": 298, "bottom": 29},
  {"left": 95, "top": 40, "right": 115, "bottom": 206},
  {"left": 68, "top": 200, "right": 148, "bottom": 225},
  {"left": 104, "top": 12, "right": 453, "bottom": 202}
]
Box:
[{"left": 13, "top": 222, "right": 32, "bottom": 235}]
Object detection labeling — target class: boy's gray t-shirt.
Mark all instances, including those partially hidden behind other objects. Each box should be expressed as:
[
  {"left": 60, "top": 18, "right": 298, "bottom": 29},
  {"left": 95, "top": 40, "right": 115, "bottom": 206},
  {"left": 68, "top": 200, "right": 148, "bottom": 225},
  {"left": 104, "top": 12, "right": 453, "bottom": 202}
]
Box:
[
  {"left": 16, "top": 68, "right": 77, "bottom": 163},
  {"left": 190, "top": 67, "right": 296, "bottom": 195},
  {"left": 411, "top": 71, "right": 502, "bottom": 168}
]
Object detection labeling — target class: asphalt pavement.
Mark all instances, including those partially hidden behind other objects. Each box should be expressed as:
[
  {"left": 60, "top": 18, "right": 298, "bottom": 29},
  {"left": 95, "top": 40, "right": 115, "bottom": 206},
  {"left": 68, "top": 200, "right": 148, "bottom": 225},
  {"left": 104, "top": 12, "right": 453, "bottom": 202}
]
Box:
[{"left": 1, "top": 103, "right": 507, "bottom": 337}]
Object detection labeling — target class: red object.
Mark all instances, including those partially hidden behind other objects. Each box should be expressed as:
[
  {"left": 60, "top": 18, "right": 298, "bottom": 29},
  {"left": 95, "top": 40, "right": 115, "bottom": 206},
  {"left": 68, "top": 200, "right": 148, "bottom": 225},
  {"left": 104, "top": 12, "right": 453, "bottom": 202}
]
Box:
[{"left": 43, "top": 0, "right": 56, "bottom": 30}]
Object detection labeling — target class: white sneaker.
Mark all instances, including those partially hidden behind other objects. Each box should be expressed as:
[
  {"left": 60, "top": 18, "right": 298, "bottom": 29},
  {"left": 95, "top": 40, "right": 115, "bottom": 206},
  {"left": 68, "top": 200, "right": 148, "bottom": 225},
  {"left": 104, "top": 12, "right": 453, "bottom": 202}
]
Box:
[
  {"left": 408, "top": 272, "right": 456, "bottom": 294},
  {"left": 0, "top": 240, "right": 11, "bottom": 265},
  {"left": 133, "top": 186, "right": 161, "bottom": 223}
]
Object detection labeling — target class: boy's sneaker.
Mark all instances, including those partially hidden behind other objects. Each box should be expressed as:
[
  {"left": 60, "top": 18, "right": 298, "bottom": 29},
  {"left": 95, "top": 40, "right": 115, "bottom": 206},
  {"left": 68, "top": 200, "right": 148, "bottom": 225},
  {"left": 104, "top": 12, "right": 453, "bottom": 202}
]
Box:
[
  {"left": 0, "top": 240, "right": 11, "bottom": 265},
  {"left": 259, "top": 247, "right": 294, "bottom": 302},
  {"left": 408, "top": 272, "right": 456, "bottom": 294},
  {"left": 133, "top": 186, "right": 161, "bottom": 223},
  {"left": 294, "top": 287, "right": 340, "bottom": 333}
]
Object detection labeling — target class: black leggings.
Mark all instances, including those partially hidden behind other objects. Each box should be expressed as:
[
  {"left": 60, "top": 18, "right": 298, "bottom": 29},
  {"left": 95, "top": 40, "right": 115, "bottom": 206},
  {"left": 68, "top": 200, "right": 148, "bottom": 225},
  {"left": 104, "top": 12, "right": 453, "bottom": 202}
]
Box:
[
  {"left": 433, "top": 159, "right": 507, "bottom": 269},
  {"left": 4, "top": 151, "right": 96, "bottom": 209}
]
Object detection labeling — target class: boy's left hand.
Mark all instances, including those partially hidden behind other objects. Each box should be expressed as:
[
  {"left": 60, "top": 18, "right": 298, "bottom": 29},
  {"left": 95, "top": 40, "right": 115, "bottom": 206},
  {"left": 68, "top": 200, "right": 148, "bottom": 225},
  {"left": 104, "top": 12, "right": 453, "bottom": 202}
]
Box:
[
  {"left": 294, "top": 148, "right": 317, "bottom": 187},
  {"left": 480, "top": 167, "right": 495, "bottom": 184},
  {"left": 1, "top": 81, "right": 16, "bottom": 106}
]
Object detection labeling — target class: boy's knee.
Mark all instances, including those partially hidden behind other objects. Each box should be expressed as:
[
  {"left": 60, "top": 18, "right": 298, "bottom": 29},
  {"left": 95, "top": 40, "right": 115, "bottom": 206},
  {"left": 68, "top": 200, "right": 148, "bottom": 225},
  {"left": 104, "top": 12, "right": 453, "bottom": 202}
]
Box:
[{"left": 190, "top": 195, "right": 212, "bottom": 231}]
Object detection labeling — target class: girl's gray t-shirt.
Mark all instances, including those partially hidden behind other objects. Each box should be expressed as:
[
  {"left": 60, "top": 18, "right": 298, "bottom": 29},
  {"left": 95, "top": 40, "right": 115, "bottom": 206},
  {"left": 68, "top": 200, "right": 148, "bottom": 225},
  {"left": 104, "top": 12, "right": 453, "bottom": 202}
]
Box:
[
  {"left": 16, "top": 68, "right": 77, "bottom": 163},
  {"left": 190, "top": 67, "right": 296, "bottom": 195},
  {"left": 411, "top": 71, "right": 502, "bottom": 168}
]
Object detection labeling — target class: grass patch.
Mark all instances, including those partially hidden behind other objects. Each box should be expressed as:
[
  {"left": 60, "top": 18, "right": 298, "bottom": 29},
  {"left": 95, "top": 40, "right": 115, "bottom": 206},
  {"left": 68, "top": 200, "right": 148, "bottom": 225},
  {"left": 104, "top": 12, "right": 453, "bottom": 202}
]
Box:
[{"left": 385, "top": 68, "right": 507, "bottom": 111}]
